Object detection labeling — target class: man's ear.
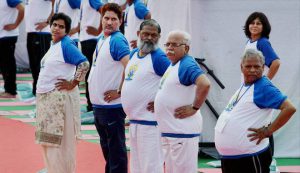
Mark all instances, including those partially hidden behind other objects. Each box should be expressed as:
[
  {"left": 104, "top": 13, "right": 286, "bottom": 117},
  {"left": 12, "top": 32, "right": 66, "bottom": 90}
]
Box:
[
  {"left": 137, "top": 31, "right": 140, "bottom": 37},
  {"left": 119, "top": 18, "right": 123, "bottom": 26},
  {"left": 185, "top": 45, "right": 190, "bottom": 54}
]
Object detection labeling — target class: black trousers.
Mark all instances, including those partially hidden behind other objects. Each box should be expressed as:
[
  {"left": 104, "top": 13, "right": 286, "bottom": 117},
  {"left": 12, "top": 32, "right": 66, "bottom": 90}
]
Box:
[
  {"left": 221, "top": 147, "right": 272, "bottom": 173},
  {"left": 0, "top": 36, "right": 18, "bottom": 95},
  {"left": 27, "top": 32, "right": 51, "bottom": 95},
  {"left": 81, "top": 39, "right": 97, "bottom": 111},
  {"left": 93, "top": 107, "right": 128, "bottom": 173}
]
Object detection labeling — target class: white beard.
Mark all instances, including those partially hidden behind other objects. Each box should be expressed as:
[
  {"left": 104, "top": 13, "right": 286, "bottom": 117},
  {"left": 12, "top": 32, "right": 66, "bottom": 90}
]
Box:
[{"left": 137, "top": 38, "right": 158, "bottom": 54}]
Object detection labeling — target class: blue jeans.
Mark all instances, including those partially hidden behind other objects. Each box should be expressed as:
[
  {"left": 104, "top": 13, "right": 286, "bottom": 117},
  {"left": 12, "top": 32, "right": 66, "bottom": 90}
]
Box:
[{"left": 93, "top": 107, "right": 128, "bottom": 173}]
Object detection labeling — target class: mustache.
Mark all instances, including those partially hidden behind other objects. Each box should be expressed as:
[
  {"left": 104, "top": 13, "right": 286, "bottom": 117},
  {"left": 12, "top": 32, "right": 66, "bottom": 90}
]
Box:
[{"left": 166, "top": 50, "right": 175, "bottom": 54}]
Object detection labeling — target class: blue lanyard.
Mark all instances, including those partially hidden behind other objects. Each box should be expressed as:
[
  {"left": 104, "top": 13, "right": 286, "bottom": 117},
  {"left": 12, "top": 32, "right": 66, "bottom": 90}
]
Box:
[
  {"left": 93, "top": 35, "right": 105, "bottom": 66},
  {"left": 232, "top": 84, "right": 252, "bottom": 107},
  {"left": 55, "top": 0, "right": 62, "bottom": 13}
]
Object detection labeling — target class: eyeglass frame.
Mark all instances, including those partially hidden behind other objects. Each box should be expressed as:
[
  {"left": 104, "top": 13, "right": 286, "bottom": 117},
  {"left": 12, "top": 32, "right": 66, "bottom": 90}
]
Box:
[{"left": 164, "top": 42, "right": 187, "bottom": 48}]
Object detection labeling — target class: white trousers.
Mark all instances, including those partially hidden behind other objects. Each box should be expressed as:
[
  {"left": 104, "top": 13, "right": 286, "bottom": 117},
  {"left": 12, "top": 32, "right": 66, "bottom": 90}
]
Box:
[
  {"left": 41, "top": 94, "right": 77, "bottom": 173},
  {"left": 162, "top": 137, "right": 199, "bottom": 173},
  {"left": 129, "top": 124, "right": 163, "bottom": 173}
]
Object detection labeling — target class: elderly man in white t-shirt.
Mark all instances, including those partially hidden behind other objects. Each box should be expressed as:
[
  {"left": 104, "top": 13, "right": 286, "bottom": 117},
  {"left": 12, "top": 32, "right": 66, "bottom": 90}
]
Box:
[
  {"left": 121, "top": 19, "right": 170, "bottom": 173},
  {"left": 155, "top": 30, "right": 211, "bottom": 173}
]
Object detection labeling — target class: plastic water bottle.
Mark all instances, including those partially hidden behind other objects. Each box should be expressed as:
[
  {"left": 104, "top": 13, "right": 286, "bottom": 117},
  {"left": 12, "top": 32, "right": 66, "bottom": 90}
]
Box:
[{"left": 270, "top": 158, "right": 279, "bottom": 173}]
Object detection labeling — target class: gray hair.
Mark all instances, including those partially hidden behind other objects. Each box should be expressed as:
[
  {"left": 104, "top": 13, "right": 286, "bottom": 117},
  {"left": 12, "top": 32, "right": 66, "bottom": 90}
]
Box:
[
  {"left": 242, "top": 49, "right": 265, "bottom": 65},
  {"left": 139, "top": 19, "right": 161, "bottom": 33},
  {"left": 167, "top": 30, "right": 191, "bottom": 46}
]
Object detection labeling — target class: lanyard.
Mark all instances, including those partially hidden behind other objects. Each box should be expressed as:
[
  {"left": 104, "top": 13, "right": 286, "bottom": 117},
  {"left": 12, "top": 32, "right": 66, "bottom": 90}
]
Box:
[
  {"left": 93, "top": 35, "right": 106, "bottom": 66},
  {"left": 232, "top": 84, "right": 252, "bottom": 107},
  {"left": 55, "top": 0, "right": 62, "bottom": 13}
]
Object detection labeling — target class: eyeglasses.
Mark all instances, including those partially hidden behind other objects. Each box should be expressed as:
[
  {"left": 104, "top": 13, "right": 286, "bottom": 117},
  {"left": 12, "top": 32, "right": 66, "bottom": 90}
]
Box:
[{"left": 164, "top": 42, "right": 186, "bottom": 48}]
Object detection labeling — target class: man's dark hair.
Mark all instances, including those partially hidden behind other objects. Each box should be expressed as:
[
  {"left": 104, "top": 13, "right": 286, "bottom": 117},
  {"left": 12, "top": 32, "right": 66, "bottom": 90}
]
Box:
[
  {"left": 244, "top": 12, "right": 271, "bottom": 39},
  {"left": 101, "top": 3, "right": 123, "bottom": 20},
  {"left": 140, "top": 19, "right": 161, "bottom": 34},
  {"left": 50, "top": 13, "right": 72, "bottom": 34}
]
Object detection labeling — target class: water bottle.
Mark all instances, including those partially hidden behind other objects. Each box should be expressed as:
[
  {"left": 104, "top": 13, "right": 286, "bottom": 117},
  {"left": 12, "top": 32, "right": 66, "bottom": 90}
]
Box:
[{"left": 270, "top": 158, "right": 279, "bottom": 173}]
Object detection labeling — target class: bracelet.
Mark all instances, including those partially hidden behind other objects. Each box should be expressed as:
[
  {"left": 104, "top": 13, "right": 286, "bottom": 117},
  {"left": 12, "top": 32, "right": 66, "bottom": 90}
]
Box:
[{"left": 192, "top": 104, "right": 200, "bottom": 110}]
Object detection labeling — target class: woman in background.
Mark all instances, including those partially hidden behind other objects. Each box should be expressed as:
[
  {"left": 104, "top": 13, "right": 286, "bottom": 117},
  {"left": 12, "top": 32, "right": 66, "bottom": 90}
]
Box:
[{"left": 244, "top": 12, "right": 280, "bottom": 80}]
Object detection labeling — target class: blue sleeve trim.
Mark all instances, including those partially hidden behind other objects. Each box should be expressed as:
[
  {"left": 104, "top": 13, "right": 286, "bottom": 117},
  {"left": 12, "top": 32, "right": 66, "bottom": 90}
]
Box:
[
  {"left": 130, "top": 48, "right": 139, "bottom": 60},
  {"left": 178, "top": 55, "right": 204, "bottom": 86},
  {"left": 109, "top": 31, "right": 130, "bottom": 61},
  {"left": 134, "top": 0, "right": 149, "bottom": 19},
  {"left": 89, "top": 0, "right": 103, "bottom": 11},
  {"left": 151, "top": 48, "right": 171, "bottom": 76},
  {"left": 61, "top": 36, "right": 88, "bottom": 65},
  {"left": 257, "top": 37, "right": 279, "bottom": 67},
  {"left": 7, "top": 0, "right": 22, "bottom": 8},
  {"left": 254, "top": 76, "right": 287, "bottom": 109},
  {"left": 68, "top": 0, "right": 81, "bottom": 9}
]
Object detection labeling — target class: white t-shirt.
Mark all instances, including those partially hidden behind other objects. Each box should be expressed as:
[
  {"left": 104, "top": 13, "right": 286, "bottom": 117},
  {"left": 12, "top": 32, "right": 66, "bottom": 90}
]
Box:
[
  {"left": 88, "top": 31, "right": 130, "bottom": 108},
  {"left": 0, "top": 0, "right": 22, "bottom": 38},
  {"left": 25, "top": 0, "right": 52, "bottom": 33},
  {"left": 37, "top": 36, "right": 87, "bottom": 93},
  {"left": 79, "top": 0, "right": 102, "bottom": 42},
  {"left": 215, "top": 76, "right": 287, "bottom": 157},
  {"left": 155, "top": 55, "right": 204, "bottom": 136},
  {"left": 121, "top": 48, "right": 170, "bottom": 121}
]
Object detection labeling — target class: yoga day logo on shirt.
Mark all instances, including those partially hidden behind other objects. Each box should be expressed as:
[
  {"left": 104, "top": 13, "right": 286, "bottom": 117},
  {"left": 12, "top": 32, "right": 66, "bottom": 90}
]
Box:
[
  {"left": 125, "top": 64, "right": 138, "bottom": 80},
  {"left": 159, "top": 69, "right": 170, "bottom": 89}
]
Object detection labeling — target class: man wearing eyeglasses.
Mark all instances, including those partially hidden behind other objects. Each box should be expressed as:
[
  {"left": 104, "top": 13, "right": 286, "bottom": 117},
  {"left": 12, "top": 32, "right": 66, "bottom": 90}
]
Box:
[
  {"left": 154, "top": 30, "right": 211, "bottom": 173},
  {"left": 121, "top": 19, "right": 170, "bottom": 173}
]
